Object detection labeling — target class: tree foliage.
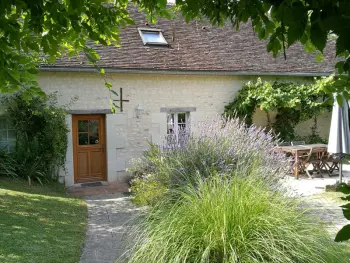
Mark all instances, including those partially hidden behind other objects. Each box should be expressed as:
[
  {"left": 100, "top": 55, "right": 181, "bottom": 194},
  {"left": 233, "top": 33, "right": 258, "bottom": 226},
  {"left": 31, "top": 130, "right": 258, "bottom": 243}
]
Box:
[
  {"left": 2, "top": 0, "right": 350, "bottom": 97},
  {"left": 175, "top": 0, "right": 350, "bottom": 97},
  {"left": 224, "top": 77, "right": 334, "bottom": 141},
  {"left": 0, "top": 0, "right": 169, "bottom": 96},
  {"left": 176, "top": 1, "right": 350, "bottom": 74}
]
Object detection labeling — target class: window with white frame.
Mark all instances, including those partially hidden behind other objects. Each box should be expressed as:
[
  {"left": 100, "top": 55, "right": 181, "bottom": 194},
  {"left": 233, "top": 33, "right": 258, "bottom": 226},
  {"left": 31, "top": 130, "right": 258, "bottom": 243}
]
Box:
[
  {"left": 0, "top": 119, "right": 15, "bottom": 152},
  {"left": 166, "top": 112, "right": 189, "bottom": 145},
  {"left": 138, "top": 28, "right": 168, "bottom": 46}
]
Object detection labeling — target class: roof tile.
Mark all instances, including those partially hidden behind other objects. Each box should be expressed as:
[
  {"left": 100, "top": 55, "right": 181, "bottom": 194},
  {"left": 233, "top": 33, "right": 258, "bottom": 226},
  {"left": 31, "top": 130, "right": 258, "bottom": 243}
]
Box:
[{"left": 45, "top": 7, "right": 336, "bottom": 74}]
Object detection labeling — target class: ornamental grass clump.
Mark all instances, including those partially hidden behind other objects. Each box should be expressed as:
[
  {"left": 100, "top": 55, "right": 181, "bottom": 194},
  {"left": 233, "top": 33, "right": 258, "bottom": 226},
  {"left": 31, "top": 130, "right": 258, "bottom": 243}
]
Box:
[
  {"left": 127, "top": 175, "right": 349, "bottom": 263},
  {"left": 129, "top": 116, "right": 289, "bottom": 204}
]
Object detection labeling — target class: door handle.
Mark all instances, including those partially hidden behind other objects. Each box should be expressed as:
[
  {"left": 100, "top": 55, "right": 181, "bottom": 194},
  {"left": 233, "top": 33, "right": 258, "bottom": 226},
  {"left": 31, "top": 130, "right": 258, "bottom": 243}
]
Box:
[{"left": 102, "top": 144, "right": 105, "bottom": 152}]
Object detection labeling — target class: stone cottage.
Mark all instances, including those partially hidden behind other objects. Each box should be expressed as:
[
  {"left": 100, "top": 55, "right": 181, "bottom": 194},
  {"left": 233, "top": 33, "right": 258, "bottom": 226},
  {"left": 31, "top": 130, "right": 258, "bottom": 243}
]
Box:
[{"left": 2, "top": 8, "right": 336, "bottom": 186}]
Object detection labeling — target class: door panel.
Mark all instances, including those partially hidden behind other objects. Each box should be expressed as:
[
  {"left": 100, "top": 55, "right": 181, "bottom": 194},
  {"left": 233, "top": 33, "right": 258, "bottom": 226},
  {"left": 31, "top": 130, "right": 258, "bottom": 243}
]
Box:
[
  {"left": 77, "top": 152, "right": 89, "bottom": 177},
  {"left": 72, "top": 114, "right": 106, "bottom": 183},
  {"left": 90, "top": 151, "right": 103, "bottom": 175}
]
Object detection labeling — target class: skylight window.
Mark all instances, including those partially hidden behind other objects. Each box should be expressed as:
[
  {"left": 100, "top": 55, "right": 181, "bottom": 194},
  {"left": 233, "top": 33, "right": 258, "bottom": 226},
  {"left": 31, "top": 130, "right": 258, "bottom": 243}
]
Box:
[{"left": 138, "top": 28, "right": 168, "bottom": 46}]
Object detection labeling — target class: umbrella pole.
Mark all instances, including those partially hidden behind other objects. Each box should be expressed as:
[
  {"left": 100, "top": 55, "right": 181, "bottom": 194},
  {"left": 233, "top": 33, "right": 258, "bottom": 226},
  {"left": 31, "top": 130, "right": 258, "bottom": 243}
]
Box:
[{"left": 339, "top": 160, "right": 343, "bottom": 184}]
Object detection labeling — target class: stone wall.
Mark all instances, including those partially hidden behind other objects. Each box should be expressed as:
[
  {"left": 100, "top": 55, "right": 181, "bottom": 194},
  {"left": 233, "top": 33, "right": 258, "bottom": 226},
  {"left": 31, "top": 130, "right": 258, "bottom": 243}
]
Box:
[
  {"left": 252, "top": 108, "right": 331, "bottom": 140},
  {"left": 37, "top": 72, "right": 327, "bottom": 185}
]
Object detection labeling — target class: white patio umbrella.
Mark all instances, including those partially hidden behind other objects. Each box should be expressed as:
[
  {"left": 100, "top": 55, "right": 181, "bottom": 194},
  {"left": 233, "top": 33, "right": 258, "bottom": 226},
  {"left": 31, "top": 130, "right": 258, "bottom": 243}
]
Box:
[{"left": 328, "top": 94, "right": 350, "bottom": 183}]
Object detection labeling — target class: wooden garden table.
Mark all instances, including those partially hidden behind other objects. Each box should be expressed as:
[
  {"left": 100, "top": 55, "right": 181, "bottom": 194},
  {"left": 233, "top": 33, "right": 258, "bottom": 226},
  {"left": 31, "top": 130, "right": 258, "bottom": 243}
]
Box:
[{"left": 274, "top": 144, "right": 328, "bottom": 179}]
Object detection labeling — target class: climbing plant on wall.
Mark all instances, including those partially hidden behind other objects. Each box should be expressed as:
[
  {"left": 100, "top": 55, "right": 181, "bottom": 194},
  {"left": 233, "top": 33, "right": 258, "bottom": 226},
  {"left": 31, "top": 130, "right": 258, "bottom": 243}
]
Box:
[{"left": 224, "top": 76, "right": 334, "bottom": 142}]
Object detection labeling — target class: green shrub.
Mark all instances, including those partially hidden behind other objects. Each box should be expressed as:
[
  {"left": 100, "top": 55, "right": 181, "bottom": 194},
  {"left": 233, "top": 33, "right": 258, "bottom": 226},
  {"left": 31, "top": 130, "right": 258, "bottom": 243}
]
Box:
[
  {"left": 0, "top": 149, "right": 17, "bottom": 178},
  {"left": 128, "top": 143, "right": 163, "bottom": 178},
  {"left": 1, "top": 91, "right": 69, "bottom": 184},
  {"left": 128, "top": 175, "right": 349, "bottom": 263},
  {"left": 130, "top": 173, "right": 169, "bottom": 205}
]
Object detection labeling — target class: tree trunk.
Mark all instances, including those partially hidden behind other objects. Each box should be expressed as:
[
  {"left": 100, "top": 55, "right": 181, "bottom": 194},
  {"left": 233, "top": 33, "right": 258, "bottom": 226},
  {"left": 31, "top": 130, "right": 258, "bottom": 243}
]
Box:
[
  {"left": 266, "top": 111, "right": 276, "bottom": 136},
  {"left": 312, "top": 116, "right": 318, "bottom": 135}
]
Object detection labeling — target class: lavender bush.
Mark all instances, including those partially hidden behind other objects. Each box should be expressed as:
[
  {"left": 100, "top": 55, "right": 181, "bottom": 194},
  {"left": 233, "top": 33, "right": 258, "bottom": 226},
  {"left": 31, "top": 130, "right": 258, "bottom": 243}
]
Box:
[
  {"left": 129, "top": 116, "right": 289, "bottom": 204},
  {"left": 126, "top": 116, "right": 350, "bottom": 262}
]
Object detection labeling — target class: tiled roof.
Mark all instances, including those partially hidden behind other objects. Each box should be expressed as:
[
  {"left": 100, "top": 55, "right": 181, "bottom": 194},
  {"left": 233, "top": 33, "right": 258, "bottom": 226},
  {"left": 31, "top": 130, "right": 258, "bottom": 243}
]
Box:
[{"left": 44, "top": 7, "right": 336, "bottom": 75}]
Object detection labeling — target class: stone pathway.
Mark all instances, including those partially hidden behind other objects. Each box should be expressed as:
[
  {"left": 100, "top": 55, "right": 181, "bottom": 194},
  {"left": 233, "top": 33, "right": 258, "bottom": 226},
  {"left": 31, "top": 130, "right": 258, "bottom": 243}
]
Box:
[
  {"left": 284, "top": 172, "right": 350, "bottom": 196},
  {"left": 79, "top": 193, "right": 140, "bottom": 263},
  {"left": 284, "top": 174, "right": 350, "bottom": 236},
  {"left": 302, "top": 195, "right": 348, "bottom": 236}
]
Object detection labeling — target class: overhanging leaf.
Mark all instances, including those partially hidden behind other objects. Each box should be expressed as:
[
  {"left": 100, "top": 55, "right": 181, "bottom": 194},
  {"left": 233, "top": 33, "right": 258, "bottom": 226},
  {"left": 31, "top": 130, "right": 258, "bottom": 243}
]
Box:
[
  {"left": 258, "top": 28, "right": 266, "bottom": 40},
  {"left": 266, "top": 35, "right": 281, "bottom": 57},
  {"left": 336, "top": 61, "right": 345, "bottom": 75},
  {"left": 287, "top": 22, "right": 305, "bottom": 46},
  {"left": 310, "top": 11, "right": 327, "bottom": 52},
  {"left": 335, "top": 224, "right": 350, "bottom": 242},
  {"left": 110, "top": 89, "right": 118, "bottom": 96},
  {"left": 344, "top": 60, "right": 350, "bottom": 73},
  {"left": 315, "top": 52, "right": 323, "bottom": 62},
  {"left": 343, "top": 92, "right": 350, "bottom": 102},
  {"left": 310, "top": 22, "right": 327, "bottom": 51},
  {"left": 341, "top": 195, "right": 350, "bottom": 201},
  {"left": 336, "top": 94, "right": 343, "bottom": 106},
  {"left": 341, "top": 203, "right": 350, "bottom": 220},
  {"left": 336, "top": 33, "right": 350, "bottom": 56},
  {"left": 104, "top": 82, "right": 112, "bottom": 89}
]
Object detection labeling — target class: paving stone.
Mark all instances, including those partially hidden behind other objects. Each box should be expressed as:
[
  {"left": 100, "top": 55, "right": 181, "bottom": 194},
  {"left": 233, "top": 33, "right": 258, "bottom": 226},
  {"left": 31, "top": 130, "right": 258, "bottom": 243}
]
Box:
[
  {"left": 302, "top": 195, "right": 349, "bottom": 236},
  {"left": 79, "top": 193, "right": 140, "bottom": 263},
  {"left": 67, "top": 183, "right": 130, "bottom": 197},
  {"left": 284, "top": 175, "right": 350, "bottom": 237}
]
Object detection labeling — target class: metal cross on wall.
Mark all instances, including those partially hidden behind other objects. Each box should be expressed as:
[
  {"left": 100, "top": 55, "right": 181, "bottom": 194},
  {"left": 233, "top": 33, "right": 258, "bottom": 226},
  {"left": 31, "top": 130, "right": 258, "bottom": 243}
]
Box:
[{"left": 113, "top": 88, "right": 129, "bottom": 112}]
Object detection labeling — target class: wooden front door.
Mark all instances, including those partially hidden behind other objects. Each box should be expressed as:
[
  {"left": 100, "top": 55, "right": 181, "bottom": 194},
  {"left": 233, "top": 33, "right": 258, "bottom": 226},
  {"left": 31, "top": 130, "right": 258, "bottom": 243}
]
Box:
[{"left": 72, "top": 114, "right": 106, "bottom": 183}]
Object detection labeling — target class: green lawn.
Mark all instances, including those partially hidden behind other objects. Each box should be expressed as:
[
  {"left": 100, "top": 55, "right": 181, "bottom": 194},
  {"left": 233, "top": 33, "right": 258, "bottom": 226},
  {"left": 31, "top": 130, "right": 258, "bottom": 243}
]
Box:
[{"left": 0, "top": 177, "right": 88, "bottom": 263}]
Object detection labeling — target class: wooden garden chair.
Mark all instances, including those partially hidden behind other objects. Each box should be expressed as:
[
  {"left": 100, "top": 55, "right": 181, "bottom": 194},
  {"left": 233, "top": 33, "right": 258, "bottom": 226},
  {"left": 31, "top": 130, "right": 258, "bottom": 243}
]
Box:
[
  {"left": 320, "top": 153, "right": 340, "bottom": 174},
  {"left": 301, "top": 147, "right": 329, "bottom": 178}
]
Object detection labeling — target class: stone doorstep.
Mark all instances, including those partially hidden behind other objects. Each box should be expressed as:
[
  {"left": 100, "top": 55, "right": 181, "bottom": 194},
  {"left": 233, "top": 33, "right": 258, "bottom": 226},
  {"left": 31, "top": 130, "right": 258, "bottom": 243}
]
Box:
[
  {"left": 68, "top": 181, "right": 109, "bottom": 189},
  {"left": 66, "top": 181, "right": 130, "bottom": 197}
]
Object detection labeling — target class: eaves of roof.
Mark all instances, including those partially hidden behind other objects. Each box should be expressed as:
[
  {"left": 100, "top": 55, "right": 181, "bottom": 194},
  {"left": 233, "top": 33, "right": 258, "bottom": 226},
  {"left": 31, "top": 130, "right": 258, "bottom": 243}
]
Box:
[{"left": 39, "top": 66, "right": 333, "bottom": 77}]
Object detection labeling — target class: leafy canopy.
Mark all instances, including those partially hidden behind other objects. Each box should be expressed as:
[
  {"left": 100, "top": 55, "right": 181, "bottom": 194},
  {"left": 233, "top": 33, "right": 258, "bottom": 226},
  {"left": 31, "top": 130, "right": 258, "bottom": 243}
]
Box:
[
  {"left": 2, "top": 0, "right": 350, "bottom": 97},
  {"left": 176, "top": 0, "right": 350, "bottom": 71},
  {"left": 0, "top": 0, "right": 169, "bottom": 96},
  {"left": 177, "top": 0, "right": 350, "bottom": 96}
]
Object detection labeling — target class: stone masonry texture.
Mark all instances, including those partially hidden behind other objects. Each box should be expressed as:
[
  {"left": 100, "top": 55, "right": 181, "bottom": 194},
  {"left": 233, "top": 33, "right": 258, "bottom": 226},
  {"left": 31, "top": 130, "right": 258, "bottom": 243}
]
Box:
[{"left": 38, "top": 72, "right": 331, "bottom": 185}]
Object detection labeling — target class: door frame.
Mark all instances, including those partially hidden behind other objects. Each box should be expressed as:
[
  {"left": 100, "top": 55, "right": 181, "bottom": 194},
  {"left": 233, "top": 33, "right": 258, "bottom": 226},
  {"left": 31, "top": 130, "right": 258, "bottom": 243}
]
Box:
[{"left": 72, "top": 114, "right": 107, "bottom": 184}]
